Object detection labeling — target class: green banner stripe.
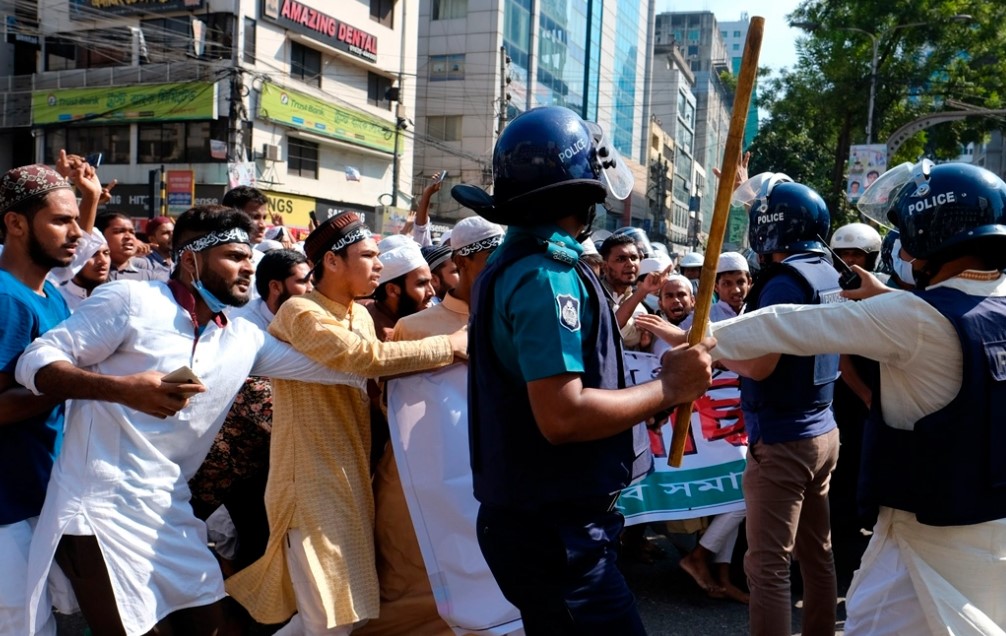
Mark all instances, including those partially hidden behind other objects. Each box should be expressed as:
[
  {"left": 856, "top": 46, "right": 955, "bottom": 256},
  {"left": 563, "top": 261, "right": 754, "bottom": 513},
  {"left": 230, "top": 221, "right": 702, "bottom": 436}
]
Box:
[{"left": 32, "top": 82, "right": 217, "bottom": 125}]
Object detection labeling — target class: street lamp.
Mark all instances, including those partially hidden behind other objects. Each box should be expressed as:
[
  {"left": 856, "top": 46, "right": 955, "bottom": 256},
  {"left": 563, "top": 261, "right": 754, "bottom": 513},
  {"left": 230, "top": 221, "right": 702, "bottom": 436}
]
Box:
[{"left": 794, "top": 15, "right": 972, "bottom": 144}]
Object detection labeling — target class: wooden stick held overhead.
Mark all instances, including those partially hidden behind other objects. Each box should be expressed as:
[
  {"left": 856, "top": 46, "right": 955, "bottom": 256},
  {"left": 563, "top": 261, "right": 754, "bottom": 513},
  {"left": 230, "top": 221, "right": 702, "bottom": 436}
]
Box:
[{"left": 668, "top": 16, "right": 764, "bottom": 468}]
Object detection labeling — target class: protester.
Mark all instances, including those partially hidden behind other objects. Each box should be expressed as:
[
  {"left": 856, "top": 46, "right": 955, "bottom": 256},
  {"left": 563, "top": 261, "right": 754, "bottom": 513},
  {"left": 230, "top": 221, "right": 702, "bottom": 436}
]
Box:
[
  {"left": 145, "top": 215, "right": 175, "bottom": 277},
  {"left": 363, "top": 235, "right": 436, "bottom": 342},
  {"left": 225, "top": 211, "right": 467, "bottom": 636},
  {"left": 97, "top": 211, "right": 165, "bottom": 281},
  {"left": 0, "top": 161, "right": 99, "bottom": 636},
  {"left": 360, "top": 216, "right": 506, "bottom": 636},
  {"left": 411, "top": 171, "right": 447, "bottom": 247},
  {"left": 420, "top": 243, "right": 459, "bottom": 303},
  {"left": 222, "top": 185, "right": 269, "bottom": 247},
  {"left": 453, "top": 105, "right": 714, "bottom": 634},
  {"left": 830, "top": 222, "right": 881, "bottom": 271},
  {"left": 679, "top": 251, "right": 704, "bottom": 288},
  {"left": 15, "top": 205, "right": 362, "bottom": 636},
  {"left": 188, "top": 248, "right": 315, "bottom": 573},
  {"left": 57, "top": 238, "right": 110, "bottom": 311}
]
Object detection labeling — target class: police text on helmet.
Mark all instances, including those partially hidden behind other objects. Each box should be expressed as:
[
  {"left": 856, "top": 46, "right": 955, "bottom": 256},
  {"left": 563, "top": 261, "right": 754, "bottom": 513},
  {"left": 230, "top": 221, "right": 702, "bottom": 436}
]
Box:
[
  {"left": 907, "top": 192, "right": 956, "bottom": 214},
  {"left": 757, "top": 212, "right": 785, "bottom": 224},
  {"left": 559, "top": 138, "right": 588, "bottom": 162}
]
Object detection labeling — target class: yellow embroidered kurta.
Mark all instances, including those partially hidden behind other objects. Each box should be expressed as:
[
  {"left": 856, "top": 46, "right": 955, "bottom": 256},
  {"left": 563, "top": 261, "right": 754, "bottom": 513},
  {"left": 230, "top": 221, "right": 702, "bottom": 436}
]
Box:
[
  {"left": 226, "top": 290, "right": 454, "bottom": 628},
  {"left": 359, "top": 294, "right": 470, "bottom": 636}
]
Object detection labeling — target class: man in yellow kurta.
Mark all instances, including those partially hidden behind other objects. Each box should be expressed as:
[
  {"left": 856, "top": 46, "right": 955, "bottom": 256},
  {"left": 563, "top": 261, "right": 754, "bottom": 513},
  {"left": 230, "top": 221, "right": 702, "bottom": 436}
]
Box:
[
  {"left": 226, "top": 212, "right": 467, "bottom": 635},
  {"left": 360, "top": 217, "right": 504, "bottom": 636}
]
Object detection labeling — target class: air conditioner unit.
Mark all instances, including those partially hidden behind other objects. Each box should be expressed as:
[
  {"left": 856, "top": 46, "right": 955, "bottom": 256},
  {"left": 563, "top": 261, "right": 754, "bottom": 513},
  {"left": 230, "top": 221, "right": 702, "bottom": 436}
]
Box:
[{"left": 263, "top": 143, "right": 281, "bottom": 162}]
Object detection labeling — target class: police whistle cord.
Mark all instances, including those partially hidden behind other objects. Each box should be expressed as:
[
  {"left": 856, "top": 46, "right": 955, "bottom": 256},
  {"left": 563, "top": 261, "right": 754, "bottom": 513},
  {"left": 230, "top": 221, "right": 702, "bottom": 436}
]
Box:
[{"left": 669, "top": 16, "right": 765, "bottom": 468}]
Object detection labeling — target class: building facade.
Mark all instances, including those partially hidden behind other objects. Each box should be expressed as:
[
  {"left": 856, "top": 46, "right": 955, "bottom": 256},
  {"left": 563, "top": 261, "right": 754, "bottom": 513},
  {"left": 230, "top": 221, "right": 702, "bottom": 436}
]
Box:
[
  {"left": 719, "top": 12, "right": 758, "bottom": 150},
  {"left": 415, "top": 0, "right": 658, "bottom": 237},
  {"left": 1, "top": 0, "right": 416, "bottom": 232}
]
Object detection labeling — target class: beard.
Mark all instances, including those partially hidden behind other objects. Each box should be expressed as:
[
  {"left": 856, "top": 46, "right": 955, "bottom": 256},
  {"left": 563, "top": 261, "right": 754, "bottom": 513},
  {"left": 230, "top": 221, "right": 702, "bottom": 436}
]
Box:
[
  {"left": 200, "top": 259, "right": 252, "bottom": 307},
  {"left": 28, "top": 227, "right": 73, "bottom": 269},
  {"left": 397, "top": 290, "right": 427, "bottom": 318}
]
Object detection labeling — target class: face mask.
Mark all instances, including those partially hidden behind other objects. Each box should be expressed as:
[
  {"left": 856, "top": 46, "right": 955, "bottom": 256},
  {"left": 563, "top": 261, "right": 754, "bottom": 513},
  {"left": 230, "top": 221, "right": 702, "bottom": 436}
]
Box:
[
  {"left": 892, "top": 243, "right": 917, "bottom": 287},
  {"left": 191, "top": 255, "right": 229, "bottom": 314}
]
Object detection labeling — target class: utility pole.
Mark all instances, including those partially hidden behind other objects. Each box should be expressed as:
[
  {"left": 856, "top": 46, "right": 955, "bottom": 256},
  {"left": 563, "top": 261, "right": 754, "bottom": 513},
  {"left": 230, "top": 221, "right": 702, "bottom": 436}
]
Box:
[
  {"left": 391, "top": 1, "right": 407, "bottom": 208},
  {"left": 497, "top": 46, "right": 511, "bottom": 136}
]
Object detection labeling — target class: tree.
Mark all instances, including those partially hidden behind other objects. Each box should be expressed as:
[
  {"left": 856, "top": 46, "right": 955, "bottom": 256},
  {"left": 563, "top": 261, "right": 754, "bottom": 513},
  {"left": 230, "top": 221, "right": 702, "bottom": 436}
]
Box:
[{"left": 749, "top": 0, "right": 1006, "bottom": 229}]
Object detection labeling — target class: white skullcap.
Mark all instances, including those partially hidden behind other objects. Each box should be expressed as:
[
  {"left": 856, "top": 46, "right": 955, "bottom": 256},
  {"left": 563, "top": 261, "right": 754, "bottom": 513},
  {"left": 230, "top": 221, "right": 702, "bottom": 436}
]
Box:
[
  {"left": 639, "top": 254, "right": 674, "bottom": 277},
  {"left": 663, "top": 274, "right": 693, "bottom": 292},
  {"left": 580, "top": 237, "right": 599, "bottom": 257},
  {"left": 437, "top": 229, "right": 452, "bottom": 246},
  {"left": 716, "top": 251, "right": 749, "bottom": 274},
  {"left": 679, "top": 252, "right": 704, "bottom": 268},
  {"left": 378, "top": 235, "right": 427, "bottom": 284},
  {"left": 264, "top": 226, "right": 289, "bottom": 242},
  {"left": 255, "top": 239, "right": 285, "bottom": 253},
  {"left": 451, "top": 216, "right": 505, "bottom": 256}
]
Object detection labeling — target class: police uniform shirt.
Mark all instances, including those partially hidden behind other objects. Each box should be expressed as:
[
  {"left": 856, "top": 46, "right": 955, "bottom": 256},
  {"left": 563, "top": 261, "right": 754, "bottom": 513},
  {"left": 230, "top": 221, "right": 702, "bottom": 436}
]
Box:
[{"left": 488, "top": 225, "right": 593, "bottom": 383}]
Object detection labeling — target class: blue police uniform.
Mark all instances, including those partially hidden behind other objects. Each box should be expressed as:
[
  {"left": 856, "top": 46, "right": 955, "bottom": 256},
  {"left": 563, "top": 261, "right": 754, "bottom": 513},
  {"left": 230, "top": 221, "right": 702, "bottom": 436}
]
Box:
[
  {"left": 469, "top": 224, "right": 645, "bottom": 635},
  {"left": 740, "top": 251, "right": 843, "bottom": 636},
  {"left": 861, "top": 287, "right": 1006, "bottom": 526}
]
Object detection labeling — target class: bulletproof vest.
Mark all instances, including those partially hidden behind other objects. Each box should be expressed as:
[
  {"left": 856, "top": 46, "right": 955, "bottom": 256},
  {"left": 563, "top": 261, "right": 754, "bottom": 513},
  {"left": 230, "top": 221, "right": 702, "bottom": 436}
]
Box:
[
  {"left": 741, "top": 254, "right": 841, "bottom": 443},
  {"left": 468, "top": 234, "right": 638, "bottom": 510},
  {"left": 859, "top": 288, "right": 1006, "bottom": 526}
]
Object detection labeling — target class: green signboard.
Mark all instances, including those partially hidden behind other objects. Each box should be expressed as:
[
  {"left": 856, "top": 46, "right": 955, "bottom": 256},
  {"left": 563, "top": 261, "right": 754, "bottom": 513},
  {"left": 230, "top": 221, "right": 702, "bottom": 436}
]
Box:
[
  {"left": 258, "top": 82, "right": 396, "bottom": 155},
  {"left": 32, "top": 82, "right": 217, "bottom": 125}
]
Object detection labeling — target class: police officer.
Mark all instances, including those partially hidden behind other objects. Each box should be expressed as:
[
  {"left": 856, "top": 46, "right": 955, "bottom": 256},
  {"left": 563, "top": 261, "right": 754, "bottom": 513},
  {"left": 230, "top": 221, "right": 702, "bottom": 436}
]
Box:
[
  {"left": 731, "top": 175, "right": 843, "bottom": 636},
  {"left": 673, "top": 160, "right": 1006, "bottom": 633},
  {"left": 452, "top": 105, "right": 714, "bottom": 635},
  {"left": 829, "top": 222, "right": 882, "bottom": 271}
]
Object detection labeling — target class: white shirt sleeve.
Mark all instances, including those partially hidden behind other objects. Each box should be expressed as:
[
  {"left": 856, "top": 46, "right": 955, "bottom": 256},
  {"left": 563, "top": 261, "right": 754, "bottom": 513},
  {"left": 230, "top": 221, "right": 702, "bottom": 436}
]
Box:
[
  {"left": 412, "top": 222, "right": 433, "bottom": 247},
  {"left": 16, "top": 281, "right": 133, "bottom": 394}
]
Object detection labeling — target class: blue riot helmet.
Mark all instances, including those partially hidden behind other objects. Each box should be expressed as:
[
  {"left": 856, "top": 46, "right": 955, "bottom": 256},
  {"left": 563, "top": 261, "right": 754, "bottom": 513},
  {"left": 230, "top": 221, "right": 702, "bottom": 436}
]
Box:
[
  {"left": 451, "top": 106, "right": 633, "bottom": 227},
  {"left": 746, "top": 175, "right": 830, "bottom": 256}
]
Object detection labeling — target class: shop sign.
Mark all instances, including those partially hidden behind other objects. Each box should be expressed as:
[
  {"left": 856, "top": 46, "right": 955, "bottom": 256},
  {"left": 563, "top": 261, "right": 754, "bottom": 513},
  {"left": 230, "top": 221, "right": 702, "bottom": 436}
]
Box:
[{"left": 33, "top": 82, "right": 218, "bottom": 125}]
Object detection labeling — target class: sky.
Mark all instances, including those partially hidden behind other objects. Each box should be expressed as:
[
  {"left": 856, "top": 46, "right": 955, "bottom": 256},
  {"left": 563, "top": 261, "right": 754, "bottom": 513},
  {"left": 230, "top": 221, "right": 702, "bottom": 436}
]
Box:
[{"left": 656, "top": 0, "right": 805, "bottom": 74}]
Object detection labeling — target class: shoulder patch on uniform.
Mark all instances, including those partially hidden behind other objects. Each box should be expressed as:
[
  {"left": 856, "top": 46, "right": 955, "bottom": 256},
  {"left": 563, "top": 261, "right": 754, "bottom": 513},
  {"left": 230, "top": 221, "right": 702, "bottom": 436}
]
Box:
[
  {"left": 556, "top": 293, "right": 581, "bottom": 332},
  {"left": 986, "top": 341, "right": 1006, "bottom": 382},
  {"left": 546, "top": 241, "right": 577, "bottom": 265}
]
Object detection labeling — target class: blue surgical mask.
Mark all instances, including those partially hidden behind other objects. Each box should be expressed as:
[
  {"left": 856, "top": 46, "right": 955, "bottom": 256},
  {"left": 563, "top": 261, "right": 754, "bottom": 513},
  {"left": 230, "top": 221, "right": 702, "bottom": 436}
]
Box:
[{"left": 192, "top": 254, "right": 229, "bottom": 314}]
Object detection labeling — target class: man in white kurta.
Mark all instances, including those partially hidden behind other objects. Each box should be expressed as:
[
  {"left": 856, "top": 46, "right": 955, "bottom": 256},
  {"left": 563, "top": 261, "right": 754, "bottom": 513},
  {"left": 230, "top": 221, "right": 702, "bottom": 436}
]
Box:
[{"left": 15, "top": 206, "right": 361, "bottom": 635}]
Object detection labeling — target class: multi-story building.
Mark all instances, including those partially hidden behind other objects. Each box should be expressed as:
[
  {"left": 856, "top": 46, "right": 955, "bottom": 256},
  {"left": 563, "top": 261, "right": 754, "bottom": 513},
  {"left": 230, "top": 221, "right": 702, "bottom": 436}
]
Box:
[
  {"left": 415, "top": 0, "right": 658, "bottom": 237},
  {"left": 1, "top": 0, "right": 416, "bottom": 233},
  {"left": 719, "top": 12, "right": 758, "bottom": 150},
  {"left": 654, "top": 10, "right": 733, "bottom": 238}
]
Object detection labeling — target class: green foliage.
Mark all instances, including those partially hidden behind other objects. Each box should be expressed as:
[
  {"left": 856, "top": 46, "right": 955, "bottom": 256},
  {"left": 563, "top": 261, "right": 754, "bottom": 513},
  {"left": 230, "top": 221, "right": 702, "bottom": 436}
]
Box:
[{"left": 750, "top": 0, "right": 1006, "bottom": 228}]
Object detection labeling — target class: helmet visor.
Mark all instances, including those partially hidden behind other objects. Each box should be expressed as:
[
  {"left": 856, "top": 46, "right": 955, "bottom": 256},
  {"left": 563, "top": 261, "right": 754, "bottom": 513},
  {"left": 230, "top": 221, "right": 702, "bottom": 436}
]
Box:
[
  {"left": 584, "top": 120, "right": 634, "bottom": 200},
  {"left": 856, "top": 162, "right": 915, "bottom": 226},
  {"left": 733, "top": 172, "right": 793, "bottom": 211}
]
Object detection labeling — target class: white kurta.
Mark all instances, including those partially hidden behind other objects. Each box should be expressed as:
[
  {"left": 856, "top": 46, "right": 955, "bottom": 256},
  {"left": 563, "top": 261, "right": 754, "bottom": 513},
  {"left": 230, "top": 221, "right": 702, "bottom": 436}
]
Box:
[
  {"left": 15, "top": 280, "right": 363, "bottom": 636},
  {"left": 708, "top": 275, "right": 1006, "bottom": 634}
]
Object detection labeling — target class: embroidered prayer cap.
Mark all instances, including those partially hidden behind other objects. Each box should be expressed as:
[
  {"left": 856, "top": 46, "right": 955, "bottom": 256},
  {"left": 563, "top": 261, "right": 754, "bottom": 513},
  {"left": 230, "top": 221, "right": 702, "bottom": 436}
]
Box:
[
  {"left": 0, "top": 164, "right": 72, "bottom": 214},
  {"left": 378, "top": 235, "right": 426, "bottom": 284},
  {"left": 304, "top": 211, "right": 371, "bottom": 265},
  {"left": 716, "top": 251, "right": 750, "bottom": 274},
  {"left": 451, "top": 216, "right": 505, "bottom": 257},
  {"left": 421, "top": 244, "right": 452, "bottom": 271}
]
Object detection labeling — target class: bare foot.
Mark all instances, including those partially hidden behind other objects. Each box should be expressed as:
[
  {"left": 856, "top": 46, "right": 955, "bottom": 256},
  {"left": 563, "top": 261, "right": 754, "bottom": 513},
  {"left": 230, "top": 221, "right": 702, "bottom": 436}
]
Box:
[
  {"left": 719, "top": 581, "right": 750, "bottom": 604},
  {"left": 679, "top": 549, "right": 720, "bottom": 593}
]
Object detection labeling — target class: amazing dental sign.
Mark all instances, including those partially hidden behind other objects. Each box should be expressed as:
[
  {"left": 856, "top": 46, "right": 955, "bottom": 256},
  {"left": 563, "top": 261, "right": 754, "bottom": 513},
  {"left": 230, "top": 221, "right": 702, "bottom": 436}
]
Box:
[{"left": 263, "top": 0, "right": 378, "bottom": 63}]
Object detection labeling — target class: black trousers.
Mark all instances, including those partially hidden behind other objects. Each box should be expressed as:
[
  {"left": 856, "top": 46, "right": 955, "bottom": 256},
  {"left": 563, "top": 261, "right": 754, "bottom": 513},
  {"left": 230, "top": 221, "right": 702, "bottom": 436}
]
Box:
[{"left": 476, "top": 503, "right": 647, "bottom": 636}]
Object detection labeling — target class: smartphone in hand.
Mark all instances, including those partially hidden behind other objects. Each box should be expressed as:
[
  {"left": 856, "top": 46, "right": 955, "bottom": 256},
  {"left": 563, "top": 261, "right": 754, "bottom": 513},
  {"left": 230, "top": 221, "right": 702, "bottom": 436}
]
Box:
[
  {"left": 433, "top": 171, "right": 448, "bottom": 184},
  {"left": 161, "top": 366, "right": 204, "bottom": 397}
]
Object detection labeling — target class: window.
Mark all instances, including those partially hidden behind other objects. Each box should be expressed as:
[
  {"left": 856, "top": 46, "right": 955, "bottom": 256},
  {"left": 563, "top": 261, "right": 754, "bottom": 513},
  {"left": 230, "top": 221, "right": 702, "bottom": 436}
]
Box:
[
  {"left": 288, "top": 138, "right": 319, "bottom": 179},
  {"left": 687, "top": 29, "right": 699, "bottom": 42},
  {"left": 428, "top": 54, "right": 465, "bottom": 80},
  {"left": 687, "top": 45, "right": 698, "bottom": 57},
  {"left": 368, "top": 72, "right": 393, "bottom": 109},
  {"left": 141, "top": 17, "right": 191, "bottom": 63},
  {"left": 45, "top": 126, "right": 131, "bottom": 165},
  {"left": 433, "top": 0, "right": 466, "bottom": 20},
  {"left": 243, "top": 17, "right": 256, "bottom": 64},
  {"left": 291, "top": 42, "right": 321, "bottom": 87},
  {"left": 732, "top": 43, "right": 740, "bottom": 51},
  {"left": 690, "top": 60, "right": 701, "bottom": 72},
  {"left": 137, "top": 120, "right": 227, "bottom": 163},
  {"left": 370, "top": 0, "right": 394, "bottom": 28},
  {"left": 427, "top": 115, "right": 462, "bottom": 141},
  {"left": 733, "top": 30, "right": 741, "bottom": 37}
]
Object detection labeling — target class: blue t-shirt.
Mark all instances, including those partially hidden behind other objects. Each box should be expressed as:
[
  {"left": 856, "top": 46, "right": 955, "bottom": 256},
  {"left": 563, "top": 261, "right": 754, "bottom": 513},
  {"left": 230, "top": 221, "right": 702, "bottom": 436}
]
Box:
[
  {"left": 488, "top": 225, "right": 594, "bottom": 383},
  {"left": 0, "top": 268, "right": 70, "bottom": 524}
]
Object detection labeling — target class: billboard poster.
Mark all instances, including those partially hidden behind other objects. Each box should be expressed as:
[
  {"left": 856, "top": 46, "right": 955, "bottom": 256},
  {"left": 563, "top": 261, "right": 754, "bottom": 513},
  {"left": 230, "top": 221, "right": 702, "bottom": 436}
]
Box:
[{"left": 847, "top": 144, "right": 887, "bottom": 202}]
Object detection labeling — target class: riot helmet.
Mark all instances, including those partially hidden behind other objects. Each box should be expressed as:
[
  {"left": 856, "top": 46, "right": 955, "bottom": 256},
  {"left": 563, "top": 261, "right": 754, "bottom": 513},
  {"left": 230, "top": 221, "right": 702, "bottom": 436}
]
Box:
[
  {"left": 858, "top": 160, "right": 1006, "bottom": 283},
  {"left": 613, "top": 226, "right": 653, "bottom": 258},
  {"left": 451, "top": 106, "right": 633, "bottom": 228},
  {"left": 878, "top": 229, "right": 899, "bottom": 275},
  {"left": 830, "top": 222, "right": 882, "bottom": 270},
  {"left": 746, "top": 175, "right": 830, "bottom": 256}
]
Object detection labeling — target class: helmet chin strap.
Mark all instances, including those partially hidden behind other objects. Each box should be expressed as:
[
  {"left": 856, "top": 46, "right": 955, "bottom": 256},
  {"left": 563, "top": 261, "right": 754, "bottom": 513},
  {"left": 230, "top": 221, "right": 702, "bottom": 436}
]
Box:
[{"left": 575, "top": 204, "right": 597, "bottom": 243}]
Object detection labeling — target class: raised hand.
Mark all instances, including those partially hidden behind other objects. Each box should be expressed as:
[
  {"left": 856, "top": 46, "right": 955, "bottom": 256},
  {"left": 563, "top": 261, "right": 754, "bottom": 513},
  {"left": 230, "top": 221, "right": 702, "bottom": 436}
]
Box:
[{"left": 635, "top": 313, "right": 686, "bottom": 346}]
